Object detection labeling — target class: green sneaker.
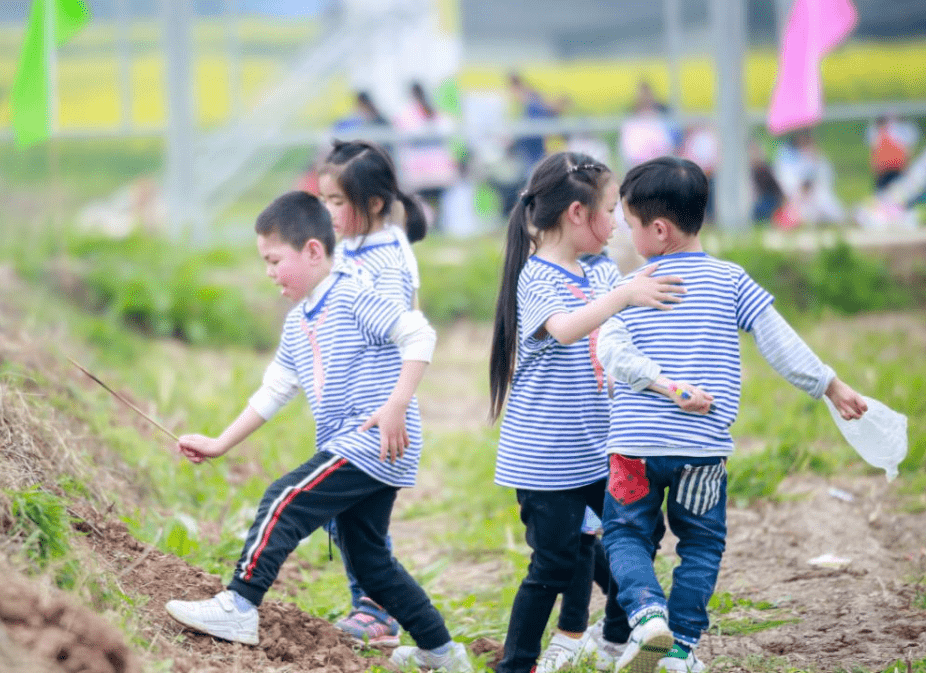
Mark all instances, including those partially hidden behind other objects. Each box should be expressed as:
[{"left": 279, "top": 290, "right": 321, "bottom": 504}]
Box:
[{"left": 657, "top": 644, "right": 706, "bottom": 673}]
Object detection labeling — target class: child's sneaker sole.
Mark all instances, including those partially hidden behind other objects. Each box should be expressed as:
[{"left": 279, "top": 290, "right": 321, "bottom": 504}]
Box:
[
  {"left": 618, "top": 633, "right": 673, "bottom": 673},
  {"left": 616, "top": 617, "right": 674, "bottom": 673}
]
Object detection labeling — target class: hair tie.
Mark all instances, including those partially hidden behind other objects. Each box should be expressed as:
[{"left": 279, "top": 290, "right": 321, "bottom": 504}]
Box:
[
  {"left": 520, "top": 191, "right": 535, "bottom": 207},
  {"left": 567, "top": 163, "right": 602, "bottom": 174}
]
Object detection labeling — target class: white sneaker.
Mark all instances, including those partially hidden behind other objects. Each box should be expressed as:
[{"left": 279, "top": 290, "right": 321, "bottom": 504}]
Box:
[
  {"left": 165, "top": 591, "right": 259, "bottom": 645},
  {"left": 585, "top": 617, "right": 604, "bottom": 641},
  {"left": 536, "top": 632, "right": 583, "bottom": 673},
  {"left": 614, "top": 616, "right": 673, "bottom": 673},
  {"left": 577, "top": 625, "right": 628, "bottom": 671},
  {"left": 390, "top": 641, "right": 473, "bottom": 672},
  {"left": 657, "top": 650, "right": 706, "bottom": 673}
]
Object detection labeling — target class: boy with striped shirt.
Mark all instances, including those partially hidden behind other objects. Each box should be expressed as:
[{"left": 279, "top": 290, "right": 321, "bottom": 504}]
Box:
[
  {"left": 164, "top": 191, "right": 471, "bottom": 673},
  {"left": 593, "top": 158, "right": 868, "bottom": 673}
]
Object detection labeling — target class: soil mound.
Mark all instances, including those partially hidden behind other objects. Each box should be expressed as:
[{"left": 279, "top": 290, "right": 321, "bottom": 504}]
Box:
[
  {"left": 82, "top": 514, "right": 392, "bottom": 672},
  {"left": 0, "top": 572, "right": 141, "bottom": 673}
]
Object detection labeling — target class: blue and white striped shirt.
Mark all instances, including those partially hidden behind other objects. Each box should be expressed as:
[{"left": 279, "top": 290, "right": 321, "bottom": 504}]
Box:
[
  {"left": 263, "top": 265, "right": 425, "bottom": 487},
  {"left": 336, "top": 225, "right": 419, "bottom": 309},
  {"left": 496, "top": 256, "right": 621, "bottom": 490},
  {"left": 603, "top": 252, "right": 774, "bottom": 457}
]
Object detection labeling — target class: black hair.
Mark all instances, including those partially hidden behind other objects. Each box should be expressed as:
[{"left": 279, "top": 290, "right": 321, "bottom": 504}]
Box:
[
  {"left": 255, "top": 191, "right": 335, "bottom": 256},
  {"left": 489, "top": 151, "right": 611, "bottom": 422},
  {"left": 356, "top": 91, "right": 388, "bottom": 125},
  {"left": 410, "top": 81, "right": 435, "bottom": 119},
  {"left": 619, "top": 156, "right": 708, "bottom": 236},
  {"left": 322, "top": 139, "right": 427, "bottom": 243}
]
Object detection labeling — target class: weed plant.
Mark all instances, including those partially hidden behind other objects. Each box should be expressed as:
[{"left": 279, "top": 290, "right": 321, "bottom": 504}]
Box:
[
  {"left": 1, "top": 139, "right": 925, "bottom": 670},
  {"left": 723, "top": 239, "right": 924, "bottom": 317},
  {"left": 7, "top": 487, "right": 73, "bottom": 565}
]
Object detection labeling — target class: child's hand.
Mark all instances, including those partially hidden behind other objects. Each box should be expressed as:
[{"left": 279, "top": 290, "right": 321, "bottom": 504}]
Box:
[
  {"left": 825, "top": 377, "right": 868, "bottom": 420},
  {"left": 176, "top": 434, "right": 222, "bottom": 464},
  {"left": 670, "top": 381, "right": 714, "bottom": 414},
  {"left": 652, "top": 377, "right": 714, "bottom": 414},
  {"left": 358, "top": 401, "right": 410, "bottom": 463},
  {"left": 626, "top": 264, "right": 685, "bottom": 310}
]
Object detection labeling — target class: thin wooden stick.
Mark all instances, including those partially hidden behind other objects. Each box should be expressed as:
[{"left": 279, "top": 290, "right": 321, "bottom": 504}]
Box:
[{"left": 66, "top": 356, "right": 178, "bottom": 441}]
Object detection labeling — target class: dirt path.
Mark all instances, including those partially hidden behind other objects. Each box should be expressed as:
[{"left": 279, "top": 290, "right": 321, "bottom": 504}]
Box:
[
  {"left": 403, "top": 321, "right": 926, "bottom": 671},
  {"left": 1, "top": 272, "right": 924, "bottom": 671},
  {"left": 701, "top": 475, "right": 926, "bottom": 670}
]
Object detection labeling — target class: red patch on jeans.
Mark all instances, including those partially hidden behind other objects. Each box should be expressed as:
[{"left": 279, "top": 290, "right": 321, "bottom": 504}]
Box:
[{"left": 609, "top": 455, "right": 650, "bottom": 505}]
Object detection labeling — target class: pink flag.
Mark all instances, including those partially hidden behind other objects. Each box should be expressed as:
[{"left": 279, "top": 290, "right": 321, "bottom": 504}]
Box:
[{"left": 767, "top": 0, "right": 858, "bottom": 135}]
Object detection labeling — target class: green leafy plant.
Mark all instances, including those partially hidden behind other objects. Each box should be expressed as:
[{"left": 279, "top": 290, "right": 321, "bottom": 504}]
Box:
[
  {"left": 417, "top": 237, "right": 503, "bottom": 323},
  {"left": 7, "top": 487, "right": 73, "bottom": 563},
  {"left": 6, "top": 487, "right": 83, "bottom": 589},
  {"left": 708, "top": 592, "right": 799, "bottom": 638},
  {"left": 42, "top": 231, "right": 279, "bottom": 348},
  {"left": 722, "top": 240, "right": 923, "bottom": 318}
]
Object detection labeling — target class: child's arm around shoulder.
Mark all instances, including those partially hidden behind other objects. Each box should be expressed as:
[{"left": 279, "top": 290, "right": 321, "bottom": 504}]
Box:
[
  {"left": 544, "top": 264, "right": 685, "bottom": 345},
  {"left": 357, "top": 309, "right": 436, "bottom": 463},
  {"left": 750, "top": 304, "right": 867, "bottom": 419}
]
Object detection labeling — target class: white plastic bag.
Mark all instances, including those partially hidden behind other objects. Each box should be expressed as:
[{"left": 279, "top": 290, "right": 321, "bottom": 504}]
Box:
[{"left": 824, "top": 395, "right": 908, "bottom": 482}]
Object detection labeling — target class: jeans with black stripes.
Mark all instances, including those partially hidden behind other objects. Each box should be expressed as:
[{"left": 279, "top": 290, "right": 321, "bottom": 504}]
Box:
[{"left": 602, "top": 455, "right": 727, "bottom": 649}]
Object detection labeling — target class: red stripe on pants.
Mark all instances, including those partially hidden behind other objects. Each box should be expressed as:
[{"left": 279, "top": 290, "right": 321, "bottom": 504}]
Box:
[{"left": 243, "top": 457, "right": 349, "bottom": 580}]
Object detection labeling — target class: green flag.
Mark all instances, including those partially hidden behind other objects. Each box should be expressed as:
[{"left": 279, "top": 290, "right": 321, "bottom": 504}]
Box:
[{"left": 10, "top": 0, "right": 91, "bottom": 148}]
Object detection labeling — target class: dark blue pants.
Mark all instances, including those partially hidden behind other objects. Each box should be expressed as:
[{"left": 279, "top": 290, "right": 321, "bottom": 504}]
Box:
[
  {"left": 497, "top": 480, "right": 631, "bottom": 673},
  {"left": 228, "top": 451, "right": 450, "bottom": 649},
  {"left": 603, "top": 455, "right": 727, "bottom": 649}
]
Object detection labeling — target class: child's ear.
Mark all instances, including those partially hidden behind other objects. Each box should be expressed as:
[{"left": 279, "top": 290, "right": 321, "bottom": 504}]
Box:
[
  {"left": 369, "top": 196, "right": 385, "bottom": 218},
  {"left": 302, "top": 238, "right": 326, "bottom": 261},
  {"left": 566, "top": 200, "right": 586, "bottom": 225},
  {"left": 653, "top": 218, "right": 671, "bottom": 241}
]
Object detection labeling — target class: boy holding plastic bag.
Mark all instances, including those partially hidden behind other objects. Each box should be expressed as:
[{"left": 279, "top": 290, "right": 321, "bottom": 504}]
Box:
[{"left": 589, "top": 157, "right": 884, "bottom": 673}]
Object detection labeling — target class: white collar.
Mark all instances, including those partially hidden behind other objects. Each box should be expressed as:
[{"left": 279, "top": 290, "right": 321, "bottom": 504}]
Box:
[{"left": 341, "top": 225, "right": 400, "bottom": 250}]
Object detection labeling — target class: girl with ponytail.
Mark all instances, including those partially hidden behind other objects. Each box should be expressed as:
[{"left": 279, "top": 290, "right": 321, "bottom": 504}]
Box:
[
  {"left": 317, "top": 139, "right": 428, "bottom": 644},
  {"left": 488, "top": 152, "right": 685, "bottom": 673},
  {"left": 320, "top": 139, "right": 426, "bottom": 309}
]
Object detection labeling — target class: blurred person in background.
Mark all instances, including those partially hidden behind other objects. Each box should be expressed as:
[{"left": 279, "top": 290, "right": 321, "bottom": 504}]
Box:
[
  {"left": 680, "top": 123, "right": 718, "bottom": 222},
  {"left": 618, "top": 81, "right": 676, "bottom": 170},
  {"left": 773, "top": 129, "right": 844, "bottom": 228},
  {"left": 867, "top": 114, "right": 920, "bottom": 192},
  {"left": 334, "top": 91, "right": 391, "bottom": 134},
  {"left": 507, "top": 72, "right": 566, "bottom": 183},
  {"left": 395, "top": 81, "right": 459, "bottom": 231},
  {"left": 748, "top": 139, "right": 785, "bottom": 224},
  {"left": 632, "top": 80, "right": 669, "bottom": 116},
  {"left": 296, "top": 91, "right": 392, "bottom": 196}
]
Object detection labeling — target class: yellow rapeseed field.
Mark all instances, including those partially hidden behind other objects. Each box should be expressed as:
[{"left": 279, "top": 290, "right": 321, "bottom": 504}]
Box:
[{"left": 0, "top": 16, "right": 923, "bottom": 131}]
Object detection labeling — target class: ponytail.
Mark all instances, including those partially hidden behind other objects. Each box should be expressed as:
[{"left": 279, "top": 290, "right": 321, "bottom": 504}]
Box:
[
  {"left": 488, "top": 151, "right": 612, "bottom": 422},
  {"left": 489, "top": 197, "right": 533, "bottom": 421},
  {"left": 323, "top": 139, "right": 426, "bottom": 242},
  {"left": 397, "top": 190, "right": 428, "bottom": 243}
]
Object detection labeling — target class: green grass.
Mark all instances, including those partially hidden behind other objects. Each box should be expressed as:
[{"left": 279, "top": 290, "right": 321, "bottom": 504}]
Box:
[
  {"left": 1, "top": 136, "right": 925, "bottom": 671},
  {"left": 7, "top": 487, "right": 74, "bottom": 565},
  {"left": 707, "top": 592, "right": 800, "bottom": 637},
  {"left": 2, "top": 257, "right": 924, "bottom": 671}
]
